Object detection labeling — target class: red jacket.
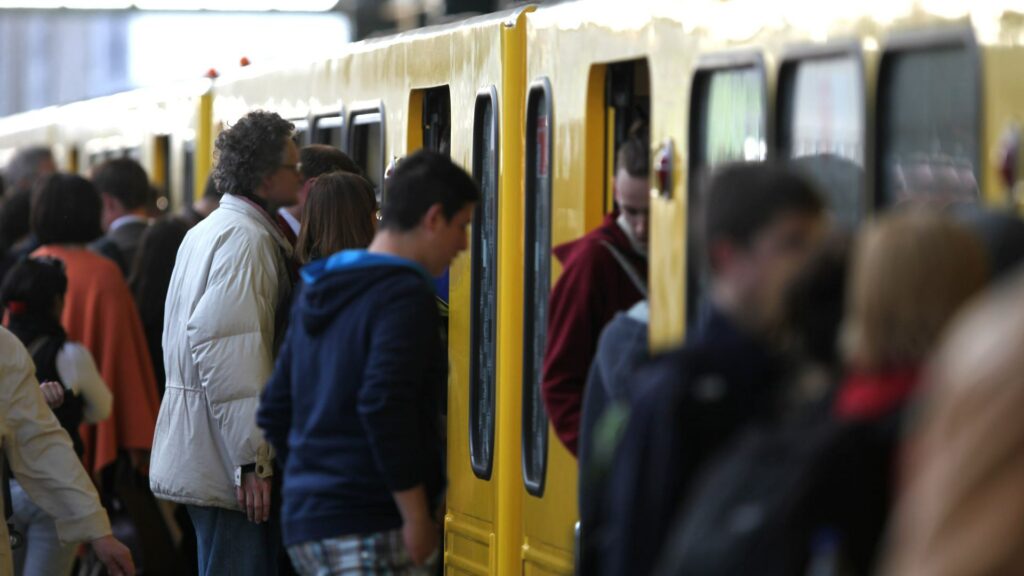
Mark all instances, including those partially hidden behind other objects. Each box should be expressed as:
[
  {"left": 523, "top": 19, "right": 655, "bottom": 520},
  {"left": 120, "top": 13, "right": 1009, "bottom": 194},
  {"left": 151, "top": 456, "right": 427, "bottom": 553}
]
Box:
[
  {"left": 541, "top": 214, "right": 647, "bottom": 456},
  {"left": 834, "top": 367, "right": 921, "bottom": 422}
]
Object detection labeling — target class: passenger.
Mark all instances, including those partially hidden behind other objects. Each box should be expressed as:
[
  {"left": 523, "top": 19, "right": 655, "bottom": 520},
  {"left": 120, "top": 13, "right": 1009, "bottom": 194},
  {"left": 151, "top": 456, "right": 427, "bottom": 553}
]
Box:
[
  {"left": 90, "top": 158, "right": 152, "bottom": 277},
  {"left": 150, "top": 111, "right": 300, "bottom": 576},
  {"left": 542, "top": 122, "right": 649, "bottom": 456},
  {"left": 880, "top": 269, "right": 1024, "bottom": 576},
  {"left": 258, "top": 150, "right": 477, "bottom": 575},
  {"left": 949, "top": 206, "right": 1024, "bottom": 281},
  {"left": 277, "top": 145, "right": 364, "bottom": 243},
  {"left": 0, "top": 327, "right": 135, "bottom": 576},
  {"left": 4, "top": 147, "right": 55, "bottom": 196},
  {"left": 127, "top": 217, "right": 190, "bottom": 398},
  {"left": 577, "top": 299, "right": 648, "bottom": 576},
  {"left": 30, "top": 173, "right": 160, "bottom": 480},
  {"left": 601, "top": 162, "right": 826, "bottom": 576},
  {"left": 294, "top": 171, "right": 377, "bottom": 264},
  {"left": 835, "top": 211, "right": 987, "bottom": 422},
  {"left": 181, "top": 174, "right": 222, "bottom": 227},
  {"left": 0, "top": 190, "right": 33, "bottom": 283},
  {"left": 1, "top": 257, "right": 113, "bottom": 576}
]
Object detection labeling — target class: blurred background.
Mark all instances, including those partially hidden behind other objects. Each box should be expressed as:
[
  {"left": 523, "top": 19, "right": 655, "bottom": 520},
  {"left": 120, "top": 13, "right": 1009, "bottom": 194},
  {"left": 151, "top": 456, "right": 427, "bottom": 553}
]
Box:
[{"left": 0, "top": 0, "right": 516, "bottom": 116}]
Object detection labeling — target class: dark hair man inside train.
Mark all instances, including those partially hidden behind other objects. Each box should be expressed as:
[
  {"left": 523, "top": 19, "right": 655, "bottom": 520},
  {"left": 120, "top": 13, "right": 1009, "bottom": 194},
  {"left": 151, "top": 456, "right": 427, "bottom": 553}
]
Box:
[
  {"left": 259, "top": 149, "right": 478, "bottom": 574},
  {"left": 151, "top": 110, "right": 301, "bottom": 576},
  {"left": 276, "top": 144, "right": 363, "bottom": 244},
  {"left": 542, "top": 122, "right": 650, "bottom": 457},
  {"left": 601, "top": 162, "right": 826, "bottom": 576},
  {"left": 90, "top": 158, "right": 151, "bottom": 276}
]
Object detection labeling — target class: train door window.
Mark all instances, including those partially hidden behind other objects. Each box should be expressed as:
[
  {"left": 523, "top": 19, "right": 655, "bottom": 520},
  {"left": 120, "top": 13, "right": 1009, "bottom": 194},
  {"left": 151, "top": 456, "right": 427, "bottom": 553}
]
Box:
[
  {"left": 469, "top": 87, "right": 499, "bottom": 480},
  {"left": 292, "top": 118, "right": 310, "bottom": 147},
  {"left": 346, "top": 106, "right": 386, "bottom": 203},
  {"left": 688, "top": 60, "right": 767, "bottom": 327},
  {"left": 604, "top": 60, "right": 650, "bottom": 212},
  {"left": 155, "top": 135, "right": 172, "bottom": 212},
  {"left": 313, "top": 114, "right": 343, "bottom": 148},
  {"left": 779, "top": 52, "right": 865, "bottom": 228},
  {"left": 522, "top": 79, "right": 552, "bottom": 497},
  {"left": 877, "top": 39, "right": 979, "bottom": 207},
  {"left": 421, "top": 86, "right": 452, "bottom": 155}
]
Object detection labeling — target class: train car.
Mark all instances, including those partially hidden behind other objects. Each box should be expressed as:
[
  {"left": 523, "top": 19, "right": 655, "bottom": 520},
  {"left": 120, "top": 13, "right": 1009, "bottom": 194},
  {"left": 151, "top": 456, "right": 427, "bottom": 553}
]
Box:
[{"left": 0, "top": 106, "right": 64, "bottom": 175}]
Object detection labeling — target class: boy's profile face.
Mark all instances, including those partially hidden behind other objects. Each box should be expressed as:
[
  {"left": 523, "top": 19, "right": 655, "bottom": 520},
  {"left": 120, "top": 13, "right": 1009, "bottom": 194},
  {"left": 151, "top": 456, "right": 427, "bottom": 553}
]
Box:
[{"left": 423, "top": 202, "right": 475, "bottom": 277}]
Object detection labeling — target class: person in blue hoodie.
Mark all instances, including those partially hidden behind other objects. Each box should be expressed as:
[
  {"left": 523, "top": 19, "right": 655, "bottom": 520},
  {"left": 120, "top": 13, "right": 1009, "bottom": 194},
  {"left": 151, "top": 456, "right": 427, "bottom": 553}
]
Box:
[{"left": 258, "top": 149, "right": 478, "bottom": 576}]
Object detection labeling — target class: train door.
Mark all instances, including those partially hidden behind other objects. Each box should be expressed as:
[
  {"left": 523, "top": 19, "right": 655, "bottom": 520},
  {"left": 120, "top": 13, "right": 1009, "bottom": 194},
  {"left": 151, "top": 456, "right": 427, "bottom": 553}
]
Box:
[{"left": 600, "top": 60, "right": 651, "bottom": 214}]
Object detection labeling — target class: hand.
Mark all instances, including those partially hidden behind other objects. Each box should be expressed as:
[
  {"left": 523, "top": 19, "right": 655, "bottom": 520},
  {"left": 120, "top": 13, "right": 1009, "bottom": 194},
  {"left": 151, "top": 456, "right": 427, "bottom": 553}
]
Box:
[
  {"left": 235, "top": 472, "right": 272, "bottom": 524},
  {"left": 39, "top": 380, "right": 64, "bottom": 408},
  {"left": 91, "top": 534, "right": 135, "bottom": 576},
  {"left": 402, "top": 515, "right": 439, "bottom": 566}
]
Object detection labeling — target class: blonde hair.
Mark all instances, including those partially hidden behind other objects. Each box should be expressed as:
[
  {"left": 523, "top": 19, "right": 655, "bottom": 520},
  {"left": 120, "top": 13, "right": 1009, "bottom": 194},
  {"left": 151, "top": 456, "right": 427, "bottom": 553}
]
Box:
[
  {"left": 843, "top": 210, "right": 987, "bottom": 371},
  {"left": 296, "top": 172, "right": 377, "bottom": 264}
]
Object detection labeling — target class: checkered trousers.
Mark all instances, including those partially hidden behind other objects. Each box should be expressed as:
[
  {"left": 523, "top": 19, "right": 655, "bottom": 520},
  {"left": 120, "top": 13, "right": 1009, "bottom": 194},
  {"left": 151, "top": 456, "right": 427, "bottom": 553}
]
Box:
[{"left": 287, "top": 528, "right": 439, "bottom": 576}]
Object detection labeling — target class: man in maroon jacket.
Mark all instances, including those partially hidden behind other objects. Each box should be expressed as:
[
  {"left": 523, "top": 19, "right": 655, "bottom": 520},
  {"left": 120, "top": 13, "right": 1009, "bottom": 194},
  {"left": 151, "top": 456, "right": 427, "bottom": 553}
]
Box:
[{"left": 542, "top": 128, "right": 649, "bottom": 456}]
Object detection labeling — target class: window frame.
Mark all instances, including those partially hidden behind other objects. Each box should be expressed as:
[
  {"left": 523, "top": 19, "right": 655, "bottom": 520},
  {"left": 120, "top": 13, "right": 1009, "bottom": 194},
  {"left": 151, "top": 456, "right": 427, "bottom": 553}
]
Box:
[
  {"left": 873, "top": 26, "right": 982, "bottom": 209},
  {"left": 469, "top": 85, "right": 500, "bottom": 481},
  {"left": 776, "top": 42, "right": 868, "bottom": 225},
  {"left": 291, "top": 118, "right": 311, "bottom": 147},
  {"left": 312, "top": 110, "right": 345, "bottom": 148},
  {"left": 522, "top": 77, "right": 553, "bottom": 498},
  {"left": 344, "top": 101, "right": 387, "bottom": 199}
]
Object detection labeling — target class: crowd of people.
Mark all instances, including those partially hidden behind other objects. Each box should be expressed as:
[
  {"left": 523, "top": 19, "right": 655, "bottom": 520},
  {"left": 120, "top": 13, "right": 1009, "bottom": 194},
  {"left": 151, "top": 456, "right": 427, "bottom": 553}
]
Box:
[{"left": 2, "top": 106, "right": 1024, "bottom": 576}]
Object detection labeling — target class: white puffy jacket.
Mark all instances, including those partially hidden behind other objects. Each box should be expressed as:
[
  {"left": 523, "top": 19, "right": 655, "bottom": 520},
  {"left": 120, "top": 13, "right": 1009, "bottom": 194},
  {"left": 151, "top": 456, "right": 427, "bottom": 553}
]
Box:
[{"left": 150, "top": 194, "right": 292, "bottom": 510}]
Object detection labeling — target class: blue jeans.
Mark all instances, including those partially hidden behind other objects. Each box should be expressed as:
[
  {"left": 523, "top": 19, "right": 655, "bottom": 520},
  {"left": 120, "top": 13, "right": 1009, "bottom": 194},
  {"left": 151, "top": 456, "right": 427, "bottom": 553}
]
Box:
[
  {"left": 10, "top": 480, "right": 77, "bottom": 576},
  {"left": 187, "top": 504, "right": 282, "bottom": 576}
]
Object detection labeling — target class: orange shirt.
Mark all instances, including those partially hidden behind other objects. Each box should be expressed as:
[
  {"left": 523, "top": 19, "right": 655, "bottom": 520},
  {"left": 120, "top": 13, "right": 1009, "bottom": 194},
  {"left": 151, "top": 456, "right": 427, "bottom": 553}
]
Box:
[{"left": 32, "top": 245, "right": 160, "bottom": 475}]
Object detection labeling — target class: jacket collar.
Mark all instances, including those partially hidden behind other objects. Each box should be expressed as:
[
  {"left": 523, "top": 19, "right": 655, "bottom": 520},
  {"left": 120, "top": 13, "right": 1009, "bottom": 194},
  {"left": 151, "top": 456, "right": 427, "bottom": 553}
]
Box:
[{"left": 219, "top": 194, "right": 293, "bottom": 257}]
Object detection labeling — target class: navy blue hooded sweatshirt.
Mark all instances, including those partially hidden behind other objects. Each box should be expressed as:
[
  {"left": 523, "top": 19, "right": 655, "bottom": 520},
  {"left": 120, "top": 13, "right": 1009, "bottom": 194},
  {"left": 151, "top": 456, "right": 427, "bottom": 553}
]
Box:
[{"left": 257, "top": 250, "right": 446, "bottom": 547}]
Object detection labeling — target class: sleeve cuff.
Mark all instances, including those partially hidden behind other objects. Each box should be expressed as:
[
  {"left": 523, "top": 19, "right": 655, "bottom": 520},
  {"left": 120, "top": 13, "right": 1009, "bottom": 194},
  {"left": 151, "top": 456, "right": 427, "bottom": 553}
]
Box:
[{"left": 54, "top": 507, "right": 112, "bottom": 546}]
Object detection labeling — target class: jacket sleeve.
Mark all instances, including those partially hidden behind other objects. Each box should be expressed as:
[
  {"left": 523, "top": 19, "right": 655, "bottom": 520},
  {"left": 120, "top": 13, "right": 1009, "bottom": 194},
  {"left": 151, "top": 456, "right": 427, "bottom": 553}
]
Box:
[
  {"left": 186, "top": 235, "right": 278, "bottom": 470},
  {"left": 56, "top": 342, "right": 112, "bottom": 424},
  {"left": 541, "top": 247, "right": 611, "bottom": 456},
  {"left": 1, "top": 330, "right": 112, "bottom": 545},
  {"left": 358, "top": 282, "right": 436, "bottom": 492},
  {"left": 258, "top": 304, "right": 297, "bottom": 466}
]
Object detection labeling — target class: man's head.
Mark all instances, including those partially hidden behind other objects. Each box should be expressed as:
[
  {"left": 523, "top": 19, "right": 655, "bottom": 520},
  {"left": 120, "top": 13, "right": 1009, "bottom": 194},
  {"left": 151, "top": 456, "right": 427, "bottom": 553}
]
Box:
[
  {"left": 212, "top": 111, "right": 300, "bottom": 210},
  {"left": 31, "top": 173, "right": 104, "bottom": 246},
  {"left": 291, "top": 145, "right": 364, "bottom": 218},
  {"left": 379, "top": 150, "right": 479, "bottom": 276},
  {"left": 6, "top": 146, "right": 55, "bottom": 194},
  {"left": 614, "top": 123, "right": 650, "bottom": 248},
  {"left": 92, "top": 158, "right": 150, "bottom": 231},
  {"left": 701, "top": 162, "right": 826, "bottom": 333}
]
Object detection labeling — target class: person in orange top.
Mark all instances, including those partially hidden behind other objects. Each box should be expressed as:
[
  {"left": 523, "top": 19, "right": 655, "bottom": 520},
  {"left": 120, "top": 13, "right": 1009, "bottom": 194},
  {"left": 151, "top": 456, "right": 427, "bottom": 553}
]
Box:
[{"left": 29, "top": 173, "right": 160, "bottom": 477}]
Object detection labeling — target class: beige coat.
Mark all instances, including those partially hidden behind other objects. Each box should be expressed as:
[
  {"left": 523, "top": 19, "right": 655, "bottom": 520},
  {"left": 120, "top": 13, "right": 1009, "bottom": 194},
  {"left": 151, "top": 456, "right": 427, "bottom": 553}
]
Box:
[
  {"left": 0, "top": 327, "right": 111, "bottom": 576},
  {"left": 150, "top": 194, "right": 292, "bottom": 510}
]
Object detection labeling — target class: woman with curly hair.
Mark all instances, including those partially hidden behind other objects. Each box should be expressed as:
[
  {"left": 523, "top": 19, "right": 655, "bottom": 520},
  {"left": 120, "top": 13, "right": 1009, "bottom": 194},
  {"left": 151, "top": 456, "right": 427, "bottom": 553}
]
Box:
[{"left": 149, "top": 110, "right": 301, "bottom": 576}]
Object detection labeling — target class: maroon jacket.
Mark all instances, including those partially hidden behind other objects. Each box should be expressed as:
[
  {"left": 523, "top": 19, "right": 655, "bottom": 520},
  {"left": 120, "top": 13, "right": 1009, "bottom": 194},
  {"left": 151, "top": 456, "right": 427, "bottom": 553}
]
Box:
[{"left": 541, "top": 214, "right": 647, "bottom": 456}]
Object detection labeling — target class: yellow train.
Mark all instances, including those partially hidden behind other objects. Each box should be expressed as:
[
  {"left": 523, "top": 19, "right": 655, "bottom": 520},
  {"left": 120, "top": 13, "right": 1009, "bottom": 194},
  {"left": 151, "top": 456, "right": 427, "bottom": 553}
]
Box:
[{"left": 3, "top": 1, "right": 1024, "bottom": 573}]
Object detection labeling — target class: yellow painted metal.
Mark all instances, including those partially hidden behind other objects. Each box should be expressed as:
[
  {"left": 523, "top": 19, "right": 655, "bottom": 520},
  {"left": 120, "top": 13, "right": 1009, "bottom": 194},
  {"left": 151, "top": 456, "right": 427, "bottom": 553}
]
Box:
[{"left": 195, "top": 91, "right": 215, "bottom": 207}]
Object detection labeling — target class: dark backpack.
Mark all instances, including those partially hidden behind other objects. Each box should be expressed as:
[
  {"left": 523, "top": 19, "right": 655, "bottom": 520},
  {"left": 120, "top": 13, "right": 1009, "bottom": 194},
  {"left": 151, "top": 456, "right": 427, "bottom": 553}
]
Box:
[{"left": 653, "top": 408, "right": 895, "bottom": 576}]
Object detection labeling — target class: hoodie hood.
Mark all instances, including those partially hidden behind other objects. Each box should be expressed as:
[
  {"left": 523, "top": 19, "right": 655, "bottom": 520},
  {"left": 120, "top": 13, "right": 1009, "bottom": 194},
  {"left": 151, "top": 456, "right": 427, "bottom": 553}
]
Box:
[{"left": 298, "top": 250, "right": 432, "bottom": 334}]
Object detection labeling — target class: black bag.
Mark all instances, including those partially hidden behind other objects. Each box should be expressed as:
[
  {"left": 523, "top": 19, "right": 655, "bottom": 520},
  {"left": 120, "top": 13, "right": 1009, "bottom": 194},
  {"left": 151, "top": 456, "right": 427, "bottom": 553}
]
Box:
[{"left": 653, "top": 410, "right": 893, "bottom": 576}]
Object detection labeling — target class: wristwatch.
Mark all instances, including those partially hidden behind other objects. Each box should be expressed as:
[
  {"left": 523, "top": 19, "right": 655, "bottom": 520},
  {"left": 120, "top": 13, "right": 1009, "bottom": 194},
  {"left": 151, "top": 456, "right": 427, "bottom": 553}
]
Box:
[{"left": 234, "top": 462, "right": 273, "bottom": 487}]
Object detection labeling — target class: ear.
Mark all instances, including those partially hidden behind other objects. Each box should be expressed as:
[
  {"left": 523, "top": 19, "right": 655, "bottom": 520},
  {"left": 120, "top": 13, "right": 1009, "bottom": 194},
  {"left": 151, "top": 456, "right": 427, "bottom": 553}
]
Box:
[
  {"left": 422, "top": 203, "right": 446, "bottom": 232},
  {"left": 708, "top": 239, "right": 737, "bottom": 275}
]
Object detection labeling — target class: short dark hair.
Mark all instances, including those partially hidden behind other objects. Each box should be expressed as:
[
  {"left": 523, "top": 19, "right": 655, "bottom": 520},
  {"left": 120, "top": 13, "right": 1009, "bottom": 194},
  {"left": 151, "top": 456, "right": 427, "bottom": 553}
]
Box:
[
  {"left": 31, "top": 173, "right": 104, "bottom": 245},
  {"left": 380, "top": 150, "right": 479, "bottom": 232},
  {"left": 213, "top": 111, "right": 294, "bottom": 196},
  {"left": 300, "top": 145, "right": 363, "bottom": 180},
  {"left": 616, "top": 120, "right": 649, "bottom": 177},
  {"left": 702, "top": 162, "right": 824, "bottom": 258},
  {"left": 92, "top": 158, "right": 150, "bottom": 210},
  {"left": 0, "top": 256, "right": 68, "bottom": 320}
]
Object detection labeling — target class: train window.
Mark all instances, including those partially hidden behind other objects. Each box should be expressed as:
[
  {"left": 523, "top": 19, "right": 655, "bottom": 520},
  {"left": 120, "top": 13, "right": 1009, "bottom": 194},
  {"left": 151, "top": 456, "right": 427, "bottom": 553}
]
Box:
[
  {"left": 688, "top": 60, "right": 767, "bottom": 328},
  {"left": 347, "top": 106, "right": 386, "bottom": 203},
  {"left": 779, "top": 53, "right": 865, "bottom": 228},
  {"left": 877, "top": 42, "right": 979, "bottom": 207},
  {"left": 313, "top": 114, "right": 343, "bottom": 148},
  {"left": 469, "top": 87, "right": 499, "bottom": 480},
  {"left": 522, "top": 79, "right": 552, "bottom": 497},
  {"left": 292, "top": 118, "right": 310, "bottom": 147},
  {"left": 422, "top": 86, "right": 451, "bottom": 155}
]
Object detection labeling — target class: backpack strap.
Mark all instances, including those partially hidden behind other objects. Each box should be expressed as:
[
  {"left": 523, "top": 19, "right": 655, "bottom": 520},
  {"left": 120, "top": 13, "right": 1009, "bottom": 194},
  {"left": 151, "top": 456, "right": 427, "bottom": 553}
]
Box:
[{"left": 600, "top": 240, "right": 648, "bottom": 299}]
